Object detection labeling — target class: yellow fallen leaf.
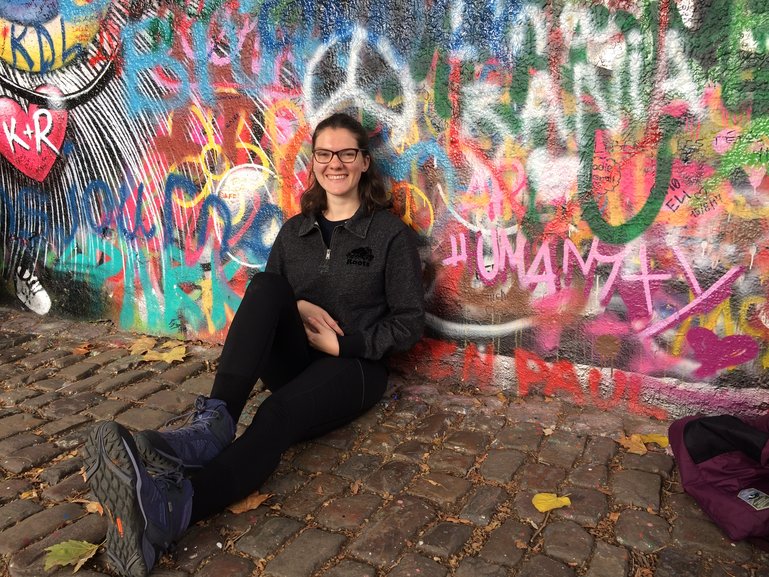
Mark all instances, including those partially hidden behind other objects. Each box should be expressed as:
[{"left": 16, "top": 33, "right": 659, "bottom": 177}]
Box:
[
  {"left": 85, "top": 501, "right": 104, "bottom": 515},
  {"left": 130, "top": 337, "right": 156, "bottom": 356},
  {"left": 161, "top": 340, "right": 184, "bottom": 349},
  {"left": 640, "top": 434, "right": 669, "bottom": 448},
  {"left": 44, "top": 540, "right": 99, "bottom": 572},
  {"left": 20, "top": 490, "right": 37, "bottom": 500},
  {"left": 227, "top": 492, "right": 272, "bottom": 514},
  {"left": 618, "top": 434, "right": 648, "bottom": 455},
  {"left": 143, "top": 345, "right": 186, "bottom": 363},
  {"left": 532, "top": 493, "right": 571, "bottom": 512}
]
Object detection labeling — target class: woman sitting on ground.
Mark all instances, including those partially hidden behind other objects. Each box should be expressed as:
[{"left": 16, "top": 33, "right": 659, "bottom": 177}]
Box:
[{"left": 84, "top": 111, "right": 425, "bottom": 577}]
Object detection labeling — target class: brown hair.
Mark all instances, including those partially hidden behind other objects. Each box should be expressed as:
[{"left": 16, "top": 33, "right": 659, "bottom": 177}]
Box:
[{"left": 300, "top": 112, "right": 391, "bottom": 216}]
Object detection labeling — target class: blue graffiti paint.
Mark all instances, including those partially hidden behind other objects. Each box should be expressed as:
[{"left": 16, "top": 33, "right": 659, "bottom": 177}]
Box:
[
  {"left": 0, "top": 0, "right": 59, "bottom": 25},
  {"left": 58, "top": 0, "right": 111, "bottom": 20},
  {"left": 117, "top": 182, "right": 157, "bottom": 241},
  {"left": 122, "top": 19, "right": 192, "bottom": 115}
]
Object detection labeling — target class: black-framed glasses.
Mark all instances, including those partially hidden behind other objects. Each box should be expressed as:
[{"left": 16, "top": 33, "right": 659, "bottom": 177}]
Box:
[{"left": 312, "top": 148, "right": 367, "bottom": 164}]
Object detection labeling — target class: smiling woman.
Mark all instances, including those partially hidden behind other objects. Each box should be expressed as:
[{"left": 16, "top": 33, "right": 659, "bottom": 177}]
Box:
[{"left": 0, "top": 0, "right": 109, "bottom": 72}]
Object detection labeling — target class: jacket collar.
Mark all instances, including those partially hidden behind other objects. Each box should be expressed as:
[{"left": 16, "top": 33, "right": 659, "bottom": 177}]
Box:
[{"left": 298, "top": 205, "right": 375, "bottom": 239}]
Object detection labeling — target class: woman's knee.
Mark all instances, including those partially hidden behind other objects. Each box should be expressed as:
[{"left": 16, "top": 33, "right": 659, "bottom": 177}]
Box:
[{"left": 245, "top": 272, "right": 294, "bottom": 302}]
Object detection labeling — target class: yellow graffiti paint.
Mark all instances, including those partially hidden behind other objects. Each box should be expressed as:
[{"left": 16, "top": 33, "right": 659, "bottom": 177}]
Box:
[{"left": 0, "top": 11, "right": 106, "bottom": 72}]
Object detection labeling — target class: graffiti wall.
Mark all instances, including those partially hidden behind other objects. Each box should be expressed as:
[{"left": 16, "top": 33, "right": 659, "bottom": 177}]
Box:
[{"left": 1, "top": 0, "right": 768, "bottom": 418}]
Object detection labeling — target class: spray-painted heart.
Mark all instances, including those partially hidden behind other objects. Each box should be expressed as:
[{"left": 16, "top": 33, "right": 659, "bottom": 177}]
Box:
[
  {"left": 0, "top": 85, "right": 67, "bottom": 182},
  {"left": 687, "top": 326, "right": 759, "bottom": 378}
]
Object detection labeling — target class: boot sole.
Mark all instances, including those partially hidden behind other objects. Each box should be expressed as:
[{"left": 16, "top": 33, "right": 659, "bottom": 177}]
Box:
[{"left": 83, "top": 422, "right": 153, "bottom": 577}]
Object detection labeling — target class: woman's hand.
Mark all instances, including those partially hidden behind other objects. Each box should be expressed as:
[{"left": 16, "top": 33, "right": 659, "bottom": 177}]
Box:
[
  {"left": 304, "top": 316, "right": 341, "bottom": 356},
  {"left": 297, "top": 300, "right": 344, "bottom": 336}
]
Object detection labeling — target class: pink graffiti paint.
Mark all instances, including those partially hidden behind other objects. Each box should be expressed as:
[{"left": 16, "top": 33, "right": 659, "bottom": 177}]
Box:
[
  {"left": 584, "top": 312, "right": 631, "bottom": 336},
  {"left": 621, "top": 241, "right": 672, "bottom": 317},
  {"left": 639, "top": 267, "right": 744, "bottom": 338},
  {"left": 712, "top": 127, "right": 741, "bottom": 154},
  {"left": 686, "top": 326, "right": 759, "bottom": 378},
  {"left": 0, "top": 85, "right": 67, "bottom": 182}
]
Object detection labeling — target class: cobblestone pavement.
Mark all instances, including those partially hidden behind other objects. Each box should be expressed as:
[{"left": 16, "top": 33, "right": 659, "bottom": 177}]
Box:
[{"left": 0, "top": 304, "right": 767, "bottom": 577}]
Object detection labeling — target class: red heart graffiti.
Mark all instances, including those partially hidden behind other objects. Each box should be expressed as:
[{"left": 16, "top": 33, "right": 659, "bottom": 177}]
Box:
[
  {"left": 687, "top": 327, "right": 759, "bottom": 378},
  {"left": 0, "top": 85, "right": 67, "bottom": 182}
]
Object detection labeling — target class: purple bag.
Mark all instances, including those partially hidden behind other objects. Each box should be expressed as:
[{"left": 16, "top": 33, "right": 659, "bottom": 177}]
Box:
[{"left": 669, "top": 414, "right": 769, "bottom": 541}]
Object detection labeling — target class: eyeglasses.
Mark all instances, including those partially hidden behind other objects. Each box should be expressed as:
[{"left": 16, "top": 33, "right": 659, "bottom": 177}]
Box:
[{"left": 312, "top": 148, "right": 367, "bottom": 164}]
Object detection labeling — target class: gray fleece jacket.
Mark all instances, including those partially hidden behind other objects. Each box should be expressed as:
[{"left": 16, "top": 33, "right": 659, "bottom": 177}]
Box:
[{"left": 265, "top": 207, "right": 425, "bottom": 360}]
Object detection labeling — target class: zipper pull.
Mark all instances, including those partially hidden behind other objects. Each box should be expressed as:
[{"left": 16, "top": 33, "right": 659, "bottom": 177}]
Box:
[{"left": 320, "top": 248, "right": 331, "bottom": 273}]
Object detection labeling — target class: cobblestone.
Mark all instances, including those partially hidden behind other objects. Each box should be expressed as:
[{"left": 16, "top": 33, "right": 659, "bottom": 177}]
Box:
[
  {"left": 538, "top": 430, "right": 587, "bottom": 468},
  {"left": 611, "top": 469, "right": 662, "bottom": 511},
  {"left": 364, "top": 461, "right": 419, "bottom": 496},
  {"left": 280, "top": 473, "right": 347, "bottom": 519},
  {"left": 348, "top": 496, "right": 434, "bottom": 567},
  {"left": 234, "top": 516, "right": 303, "bottom": 559},
  {"left": 264, "top": 528, "right": 346, "bottom": 577},
  {"left": 389, "top": 554, "right": 447, "bottom": 577},
  {"left": 478, "top": 518, "right": 531, "bottom": 567},
  {"left": 321, "top": 559, "right": 377, "bottom": 577},
  {"left": 408, "top": 472, "right": 472, "bottom": 507},
  {"left": 542, "top": 519, "right": 594, "bottom": 565},
  {"left": 479, "top": 448, "right": 525, "bottom": 482},
  {"left": 584, "top": 541, "right": 628, "bottom": 577},
  {"left": 517, "top": 554, "right": 576, "bottom": 577},
  {"left": 0, "top": 502, "right": 84, "bottom": 554},
  {"left": 459, "top": 485, "right": 507, "bottom": 526},
  {"left": 2, "top": 442, "right": 63, "bottom": 473},
  {"left": 621, "top": 451, "right": 675, "bottom": 478},
  {"left": 552, "top": 486, "right": 607, "bottom": 527},
  {"left": 417, "top": 521, "right": 473, "bottom": 558},
  {"left": 614, "top": 509, "right": 670, "bottom": 552},
  {"left": 316, "top": 493, "right": 382, "bottom": 530},
  {"left": 0, "top": 306, "right": 767, "bottom": 577},
  {"left": 427, "top": 449, "right": 475, "bottom": 475},
  {"left": 194, "top": 553, "right": 255, "bottom": 577}
]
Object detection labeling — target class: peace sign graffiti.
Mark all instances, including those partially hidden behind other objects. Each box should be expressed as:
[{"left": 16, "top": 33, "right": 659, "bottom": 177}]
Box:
[{"left": 302, "top": 26, "right": 417, "bottom": 147}]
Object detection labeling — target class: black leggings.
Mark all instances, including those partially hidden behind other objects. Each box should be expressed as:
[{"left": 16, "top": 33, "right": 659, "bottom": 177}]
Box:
[{"left": 188, "top": 272, "right": 388, "bottom": 522}]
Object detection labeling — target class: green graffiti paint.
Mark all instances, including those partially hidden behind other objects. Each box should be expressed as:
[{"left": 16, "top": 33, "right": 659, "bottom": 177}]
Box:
[{"left": 577, "top": 120, "right": 677, "bottom": 245}]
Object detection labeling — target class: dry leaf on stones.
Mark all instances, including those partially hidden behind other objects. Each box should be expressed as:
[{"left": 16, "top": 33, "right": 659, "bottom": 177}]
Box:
[
  {"left": 143, "top": 345, "right": 186, "bottom": 363},
  {"left": 130, "top": 337, "right": 156, "bottom": 356},
  {"left": 531, "top": 493, "right": 571, "bottom": 512},
  {"left": 44, "top": 540, "right": 100, "bottom": 572},
  {"left": 618, "top": 434, "right": 648, "bottom": 455},
  {"left": 639, "top": 434, "right": 669, "bottom": 448},
  {"left": 227, "top": 492, "right": 272, "bottom": 514}
]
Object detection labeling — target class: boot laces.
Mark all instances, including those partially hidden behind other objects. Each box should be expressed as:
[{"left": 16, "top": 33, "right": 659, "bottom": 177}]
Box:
[
  {"left": 147, "top": 463, "right": 185, "bottom": 491},
  {"left": 161, "top": 397, "right": 220, "bottom": 431}
]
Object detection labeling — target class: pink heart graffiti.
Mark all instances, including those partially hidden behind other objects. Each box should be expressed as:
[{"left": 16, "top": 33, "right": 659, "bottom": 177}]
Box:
[
  {"left": 0, "top": 85, "right": 67, "bottom": 182},
  {"left": 686, "top": 327, "right": 759, "bottom": 378}
]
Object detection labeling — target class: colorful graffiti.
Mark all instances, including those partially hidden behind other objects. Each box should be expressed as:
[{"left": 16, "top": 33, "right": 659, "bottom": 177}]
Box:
[{"left": 1, "top": 0, "right": 769, "bottom": 416}]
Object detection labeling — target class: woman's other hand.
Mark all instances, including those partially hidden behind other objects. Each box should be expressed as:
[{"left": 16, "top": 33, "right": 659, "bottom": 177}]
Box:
[
  {"left": 297, "top": 300, "right": 344, "bottom": 336},
  {"left": 304, "top": 316, "right": 341, "bottom": 356}
]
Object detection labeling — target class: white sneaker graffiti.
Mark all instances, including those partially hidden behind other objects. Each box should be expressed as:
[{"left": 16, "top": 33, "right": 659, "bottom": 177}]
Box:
[{"left": 15, "top": 266, "right": 51, "bottom": 315}]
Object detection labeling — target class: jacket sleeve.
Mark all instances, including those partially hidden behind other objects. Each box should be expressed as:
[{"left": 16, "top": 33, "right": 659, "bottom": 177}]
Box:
[{"left": 337, "top": 227, "right": 425, "bottom": 360}]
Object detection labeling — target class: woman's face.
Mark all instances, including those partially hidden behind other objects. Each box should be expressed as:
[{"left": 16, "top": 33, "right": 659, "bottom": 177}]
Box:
[{"left": 312, "top": 127, "right": 370, "bottom": 205}]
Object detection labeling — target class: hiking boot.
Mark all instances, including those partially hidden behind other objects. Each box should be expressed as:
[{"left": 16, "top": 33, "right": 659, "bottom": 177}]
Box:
[
  {"left": 134, "top": 396, "right": 235, "bottom": 472},
  {"left": 83, "top": 421, "right": 193, "bottom": 577}
]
